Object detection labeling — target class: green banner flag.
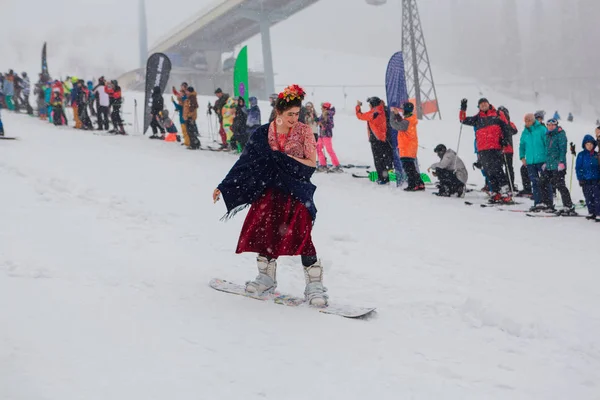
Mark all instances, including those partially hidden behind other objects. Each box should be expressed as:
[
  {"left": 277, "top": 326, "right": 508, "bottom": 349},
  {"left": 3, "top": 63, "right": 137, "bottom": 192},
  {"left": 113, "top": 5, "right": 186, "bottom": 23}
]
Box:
[{"left": 233, "top": 46, "right": 249, "bottom": 105}]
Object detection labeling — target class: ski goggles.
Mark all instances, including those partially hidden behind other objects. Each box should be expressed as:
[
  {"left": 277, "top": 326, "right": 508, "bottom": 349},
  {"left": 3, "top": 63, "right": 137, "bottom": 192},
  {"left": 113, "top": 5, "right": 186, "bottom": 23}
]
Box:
[{"left": 547, "top": 119, "right": 558, "bottom": 125}]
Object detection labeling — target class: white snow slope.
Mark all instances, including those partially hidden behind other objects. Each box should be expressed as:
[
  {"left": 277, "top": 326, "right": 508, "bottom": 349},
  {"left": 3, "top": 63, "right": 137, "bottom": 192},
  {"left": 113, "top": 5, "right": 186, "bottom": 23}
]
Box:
[{"left": 1, "top": 80, "right": 600, "bottom": 399}]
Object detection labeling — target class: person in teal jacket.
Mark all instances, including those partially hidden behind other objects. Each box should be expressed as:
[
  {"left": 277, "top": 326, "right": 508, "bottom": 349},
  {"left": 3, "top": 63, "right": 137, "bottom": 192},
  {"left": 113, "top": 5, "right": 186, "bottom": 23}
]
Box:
[
  {"left": 519, "top": 113, "right": 548, "bottom": 207},
  {"left": 539, "top": 119, "right": 575, "bottom": 214}
]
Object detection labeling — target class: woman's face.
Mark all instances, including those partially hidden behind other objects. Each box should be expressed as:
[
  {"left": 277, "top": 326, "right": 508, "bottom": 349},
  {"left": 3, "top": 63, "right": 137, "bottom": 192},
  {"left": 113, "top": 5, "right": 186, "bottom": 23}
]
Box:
[{"left": 278, "top": 106, "right": 301, "bottom": 129}]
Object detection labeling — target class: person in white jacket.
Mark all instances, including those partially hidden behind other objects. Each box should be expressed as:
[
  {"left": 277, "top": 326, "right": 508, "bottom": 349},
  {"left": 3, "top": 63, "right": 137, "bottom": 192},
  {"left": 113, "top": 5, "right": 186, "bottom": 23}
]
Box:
[
  {"left": 93, "top": 77, "right": 111, "bottom": 130},
  {"left": 429, "top": 144, "right": 468, "bottom": 197}
]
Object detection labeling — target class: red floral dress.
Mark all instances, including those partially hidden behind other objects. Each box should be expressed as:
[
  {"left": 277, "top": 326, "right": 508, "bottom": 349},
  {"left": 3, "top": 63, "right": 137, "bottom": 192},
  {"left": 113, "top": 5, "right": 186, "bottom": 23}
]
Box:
[{"left": 236, "top": 122, "right": 317, "bottom": 258}]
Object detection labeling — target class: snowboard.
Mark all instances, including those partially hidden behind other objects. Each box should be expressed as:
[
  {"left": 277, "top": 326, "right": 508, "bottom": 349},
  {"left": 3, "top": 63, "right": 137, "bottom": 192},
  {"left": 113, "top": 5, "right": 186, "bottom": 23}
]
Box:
[
  {"left": 0, "top": 136, "right": 17, "bottom": 140},
  {"left": 209, "top": 278, "right": 376, "bottom": 319}
]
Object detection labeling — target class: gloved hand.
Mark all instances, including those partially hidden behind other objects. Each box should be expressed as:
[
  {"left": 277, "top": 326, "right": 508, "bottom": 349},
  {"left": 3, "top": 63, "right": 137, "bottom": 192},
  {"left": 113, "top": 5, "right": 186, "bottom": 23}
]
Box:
[
  {"left": 500, "top": 136, "right": 508, "bottom": 147},
  {"left": 558, "top": 163, "right": 566, "bottom": 171},
  {"left": 460, "top": 99, "right": 468, "bottom": 111},
  {"left": 473, "top": 161, "right": 482, "bottom": 170}
]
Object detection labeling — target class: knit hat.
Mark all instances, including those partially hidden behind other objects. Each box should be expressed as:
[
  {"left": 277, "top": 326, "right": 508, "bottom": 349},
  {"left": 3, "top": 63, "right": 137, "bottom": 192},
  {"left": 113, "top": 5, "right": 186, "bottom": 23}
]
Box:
[{"left": 478, "top": 98, "right": 489, "bottom": 106}]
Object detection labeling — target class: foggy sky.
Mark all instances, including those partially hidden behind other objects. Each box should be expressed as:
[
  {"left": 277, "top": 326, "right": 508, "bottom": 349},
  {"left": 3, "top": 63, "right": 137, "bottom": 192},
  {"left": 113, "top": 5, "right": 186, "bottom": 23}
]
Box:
[{"left": 1, "top": 0, "right": 597, "bottom": 112}]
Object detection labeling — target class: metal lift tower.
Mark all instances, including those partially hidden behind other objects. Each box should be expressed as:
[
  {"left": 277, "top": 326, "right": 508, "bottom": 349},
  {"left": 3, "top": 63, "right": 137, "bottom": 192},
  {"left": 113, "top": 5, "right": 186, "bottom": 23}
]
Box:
[{"left": 401, "top": 0, "right": 441, "bottom": 120}]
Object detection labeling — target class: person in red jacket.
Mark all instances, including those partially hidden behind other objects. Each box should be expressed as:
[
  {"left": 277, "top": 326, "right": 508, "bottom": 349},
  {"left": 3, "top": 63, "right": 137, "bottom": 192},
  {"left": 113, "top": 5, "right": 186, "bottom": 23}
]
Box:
[
  {"left": 105, "top": 80, "right": 125, "bottom": 134},
  {"left": 356, "top": 97, "right": 394, "bottom": 184},
  {"left": 460, "top": 98, "right": 513, "bottom": 203}
]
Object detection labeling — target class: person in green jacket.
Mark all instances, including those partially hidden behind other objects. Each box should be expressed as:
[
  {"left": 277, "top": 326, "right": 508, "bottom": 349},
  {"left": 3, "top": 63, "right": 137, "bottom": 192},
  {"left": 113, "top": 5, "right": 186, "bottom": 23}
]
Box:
[
  {"left": 519, "top": 113, "right": 548, "bottom": 208},
  {"left": 539, "top": 119, "right": 576, "bottom": 214}
]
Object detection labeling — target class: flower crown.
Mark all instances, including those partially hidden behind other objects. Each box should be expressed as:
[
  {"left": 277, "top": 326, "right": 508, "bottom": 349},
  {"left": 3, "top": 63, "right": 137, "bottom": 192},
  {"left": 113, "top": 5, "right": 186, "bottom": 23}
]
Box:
[{"left": 278, "top": 84, "right": 306, "bottom": 102}]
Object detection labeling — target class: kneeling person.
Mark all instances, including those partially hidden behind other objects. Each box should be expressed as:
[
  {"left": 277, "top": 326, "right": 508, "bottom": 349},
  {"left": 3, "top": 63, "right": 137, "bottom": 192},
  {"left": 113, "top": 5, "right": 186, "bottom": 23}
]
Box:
[{"left": 429, "top": 144, "right": 468, "bottom": 197}]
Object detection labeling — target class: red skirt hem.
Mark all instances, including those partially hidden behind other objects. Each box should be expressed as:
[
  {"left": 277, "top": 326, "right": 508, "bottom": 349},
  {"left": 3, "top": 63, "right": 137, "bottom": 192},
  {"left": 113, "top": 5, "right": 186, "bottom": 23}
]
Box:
[{"left": 236, "top": 188, "right": 316, "bottom": 258}]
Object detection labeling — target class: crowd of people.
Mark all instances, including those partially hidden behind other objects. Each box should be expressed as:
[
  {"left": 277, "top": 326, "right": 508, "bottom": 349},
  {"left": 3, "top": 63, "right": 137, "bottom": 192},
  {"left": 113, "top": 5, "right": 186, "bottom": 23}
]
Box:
[
  {"left": 0, "top": 69, "right": 126, "bottom": 135},
  {"left": 353, "top": 93, "right": 600, "bottom": 220}
]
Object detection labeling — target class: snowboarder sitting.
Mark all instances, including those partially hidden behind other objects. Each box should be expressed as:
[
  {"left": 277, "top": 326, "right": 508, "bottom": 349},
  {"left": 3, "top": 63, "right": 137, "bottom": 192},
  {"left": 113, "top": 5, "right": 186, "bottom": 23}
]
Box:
[
  {"left": 390, "top": 102, "right": 425, "bottom": 191},
  {"left": 429, "top": 144, "right": 468, "bottom": 197},
  {"left": 575, "top": 135, "right": 600, "bottom": 221},
  {"left": 159, "top": 109, "right": 179, "bottom": 142}
]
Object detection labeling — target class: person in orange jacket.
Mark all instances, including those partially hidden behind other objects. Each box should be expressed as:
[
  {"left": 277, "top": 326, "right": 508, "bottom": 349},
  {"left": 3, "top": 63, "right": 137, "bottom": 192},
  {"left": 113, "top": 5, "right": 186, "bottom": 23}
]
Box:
[
  {"left": 390, "top": 102, "right": 425, "bottom": 191},
  {"left": 356, "top": 97, "right": 394, "bottom": 184}
]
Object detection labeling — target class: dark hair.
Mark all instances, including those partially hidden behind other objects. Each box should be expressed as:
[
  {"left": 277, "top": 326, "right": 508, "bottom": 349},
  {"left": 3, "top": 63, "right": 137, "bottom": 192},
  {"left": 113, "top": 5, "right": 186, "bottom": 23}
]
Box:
[{"left": 275, "top": 97, "right": 302, "bottom": 113}]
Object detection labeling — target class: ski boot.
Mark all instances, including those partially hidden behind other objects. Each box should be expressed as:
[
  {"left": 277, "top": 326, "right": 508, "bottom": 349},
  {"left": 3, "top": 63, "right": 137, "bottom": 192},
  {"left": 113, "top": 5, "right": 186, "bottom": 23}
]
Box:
[
  {"left": 556, "top": 206, "right": 578, "bottom": 217},
  {"left": 500, "top": 185, "right": 514, "bottom": 204},
  {"left": 245, "top": 256, "right": 277, "bottom": 295},
  {"left": 303, "top": 261, "right": 328, "bottom": 307},
  {"left": 585, "top": 214, "right": 596, "bottom": 221},
  {"left": 488, "top": 193, "right": 503, "bottom": 204}
]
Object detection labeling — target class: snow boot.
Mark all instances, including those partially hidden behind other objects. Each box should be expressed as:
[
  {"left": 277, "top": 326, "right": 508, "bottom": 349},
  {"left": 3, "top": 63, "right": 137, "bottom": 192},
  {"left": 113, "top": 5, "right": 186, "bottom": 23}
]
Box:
[
  {"left": 303, "top": 261, "right": 328, "bottom": 307},
  {"left": 586, "top": 214, "right": 596, "bottom": 220},
  {"left": 245, "top": 256, "right": 277, "bottom": 295}
]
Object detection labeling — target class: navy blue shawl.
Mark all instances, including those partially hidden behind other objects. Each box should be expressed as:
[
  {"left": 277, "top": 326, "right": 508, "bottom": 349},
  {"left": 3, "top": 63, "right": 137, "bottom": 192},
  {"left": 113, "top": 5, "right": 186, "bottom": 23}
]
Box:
[{"left": 217, "top": 124, "right": 317, "bottom": 221}]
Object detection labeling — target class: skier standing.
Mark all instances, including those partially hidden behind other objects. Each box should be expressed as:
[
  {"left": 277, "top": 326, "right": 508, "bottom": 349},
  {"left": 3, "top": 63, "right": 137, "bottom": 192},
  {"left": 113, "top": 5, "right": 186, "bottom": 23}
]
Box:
[
  {"left": 246, "top": 96, "right": 261, "bottom": 137},
  {"left": 390, "top": 101, "right": 425, "bottom": 191},
  {"left": 539, "top": 119, "right": 576, "bottom": 215},
  {"left": 498, "top": 106, "right": 518, "bottom": 192},
  {"left": 94, "top": 77, "right": 110, "bottom": 130},
  {"left": 317, "top": 102, "right": 341, "bottom": 172},
  {"left": 304, "top": 102, "right": 319, "bottom": 142},
  {"left": 21, "top": 72, "right": 33, "bottom": 115},
  {"left": 212, "top": 88, "right": 230, "bottom": 149},
  {"left": 519, "top": 113, "right": 548, "bottom": 210},
  {"left": 149, "top": 86, "right": 165, "bottom": 138},
  {"left": 575, "top": 135, "right": 600, "bottom": 221},
  {"left": 459, "top": 98, "right": 512, "bottom": 203},
  {"left": 231, "top": 96, "right": 248, "bottom": 152},
  {"left": 105, "top": 80, "right": 125, "bottom": 134},
  {"left": 356, "top": 97, "right": 394, "bottom": 184},
  {"left": 212, "top": 84, "right": 328, "bottom": 307},
  {"left": 184, "top": 86, "right": 200, "bottom": 149},
  {"left": 3, "top": 71, "right": 15, "bottom": 111}
]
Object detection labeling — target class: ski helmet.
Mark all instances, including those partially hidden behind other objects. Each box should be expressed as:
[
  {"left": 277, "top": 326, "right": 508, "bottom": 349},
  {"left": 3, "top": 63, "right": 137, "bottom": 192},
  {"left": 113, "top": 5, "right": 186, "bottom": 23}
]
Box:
[
  {"left": 434, "top": 144, "right": 447, "bottom": 155},
  {"left": 402, "top": 101, "right": 414, "bottom": 115}
]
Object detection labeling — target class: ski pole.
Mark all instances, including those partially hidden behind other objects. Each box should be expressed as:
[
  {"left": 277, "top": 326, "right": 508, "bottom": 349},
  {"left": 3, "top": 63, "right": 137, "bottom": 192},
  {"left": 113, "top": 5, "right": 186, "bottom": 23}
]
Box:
[
  {"left": 503, "top": 153, "right": 515, "bottom": 193},
  {"left": 569, "top": 142, "right": 576, "bottom": 191},
  {"left": 452, "top": 122, "right": 464, "bottom": 172}
]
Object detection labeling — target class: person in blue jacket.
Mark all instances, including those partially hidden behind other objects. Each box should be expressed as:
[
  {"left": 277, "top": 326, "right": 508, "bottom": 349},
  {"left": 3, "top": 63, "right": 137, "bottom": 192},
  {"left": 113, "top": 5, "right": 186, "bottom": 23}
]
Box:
[
  {"left": 575, "top": 134, "right": 600, "bottom": 220},
  {"left": 539, "top": 118, "right": 575, "bottom": 215}
]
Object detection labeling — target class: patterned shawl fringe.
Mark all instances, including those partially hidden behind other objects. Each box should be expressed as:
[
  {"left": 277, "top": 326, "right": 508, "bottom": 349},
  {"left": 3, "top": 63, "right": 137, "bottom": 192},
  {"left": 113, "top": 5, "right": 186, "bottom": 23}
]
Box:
[{"left": 220, "top": 203, "right": 251, "bottom": 222}]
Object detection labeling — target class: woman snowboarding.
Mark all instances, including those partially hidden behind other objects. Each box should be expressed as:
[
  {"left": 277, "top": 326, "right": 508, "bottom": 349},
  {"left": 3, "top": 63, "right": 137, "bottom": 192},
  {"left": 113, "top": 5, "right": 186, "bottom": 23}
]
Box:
[{"left": 212, "top": 84, "right": 328, "bottom": 307}]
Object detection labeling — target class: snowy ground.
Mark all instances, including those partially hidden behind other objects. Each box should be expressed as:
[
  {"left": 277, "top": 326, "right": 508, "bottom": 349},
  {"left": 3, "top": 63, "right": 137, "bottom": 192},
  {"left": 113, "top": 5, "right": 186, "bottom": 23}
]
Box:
[{"left": 1, "top": 86, "right": 600, "bottom": 399}]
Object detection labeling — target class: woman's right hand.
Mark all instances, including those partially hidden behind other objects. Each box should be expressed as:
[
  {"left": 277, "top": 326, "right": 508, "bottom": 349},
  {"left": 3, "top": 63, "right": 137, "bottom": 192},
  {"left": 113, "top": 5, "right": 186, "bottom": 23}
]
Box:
[{"left": 213, "top": 189, "right": 221, "bottom": 203}]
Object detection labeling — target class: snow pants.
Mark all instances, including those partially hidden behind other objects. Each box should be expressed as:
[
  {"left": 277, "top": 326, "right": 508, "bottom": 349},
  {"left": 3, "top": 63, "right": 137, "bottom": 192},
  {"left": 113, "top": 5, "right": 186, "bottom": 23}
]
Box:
[
  {"left": 5, "top": 95, "right": 14, "bottom": 111},
  {"left": 478, "top": 149, "right": 508, "bottom": 193},
  {"left": 520, "top": 165, "right": 532, "bottom": 194},
  {"left": 526, "top": 163, "right": 546, "bottom": 205},
  {"left": 72, "top": 104, "right": 82, "bottom": 128},
  {"left": 0, "top": 118, "right": 4, "bottom": 135},
  {"left": 150, "top": 114, "right": 165, "bottom": 135},
  {"left": 581, "top": 180, "right": 600, "bottom": 215},
  {"left": 111, "top": 104, "right": 124, "bottom": 132},
  {"left": 401, "top": 157, "right": 424, "bottom": 189},
  {"left": 369, "top": 135, "right": 394, "bottom": 183},
  {"left": 317, "top": 137, "right": 340, "bottom": 167},
  {"left": 97, "top": 106, "right": 109, "bottom": 130},
  {"left": 436, "top": 168, "right": 464, "bottom": 195},
  {"left": 540, "top": 170, "right": 573, "bottom": 208},
  {"left": 181, "top": 123, "right": 190, "bottom": 147}
]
